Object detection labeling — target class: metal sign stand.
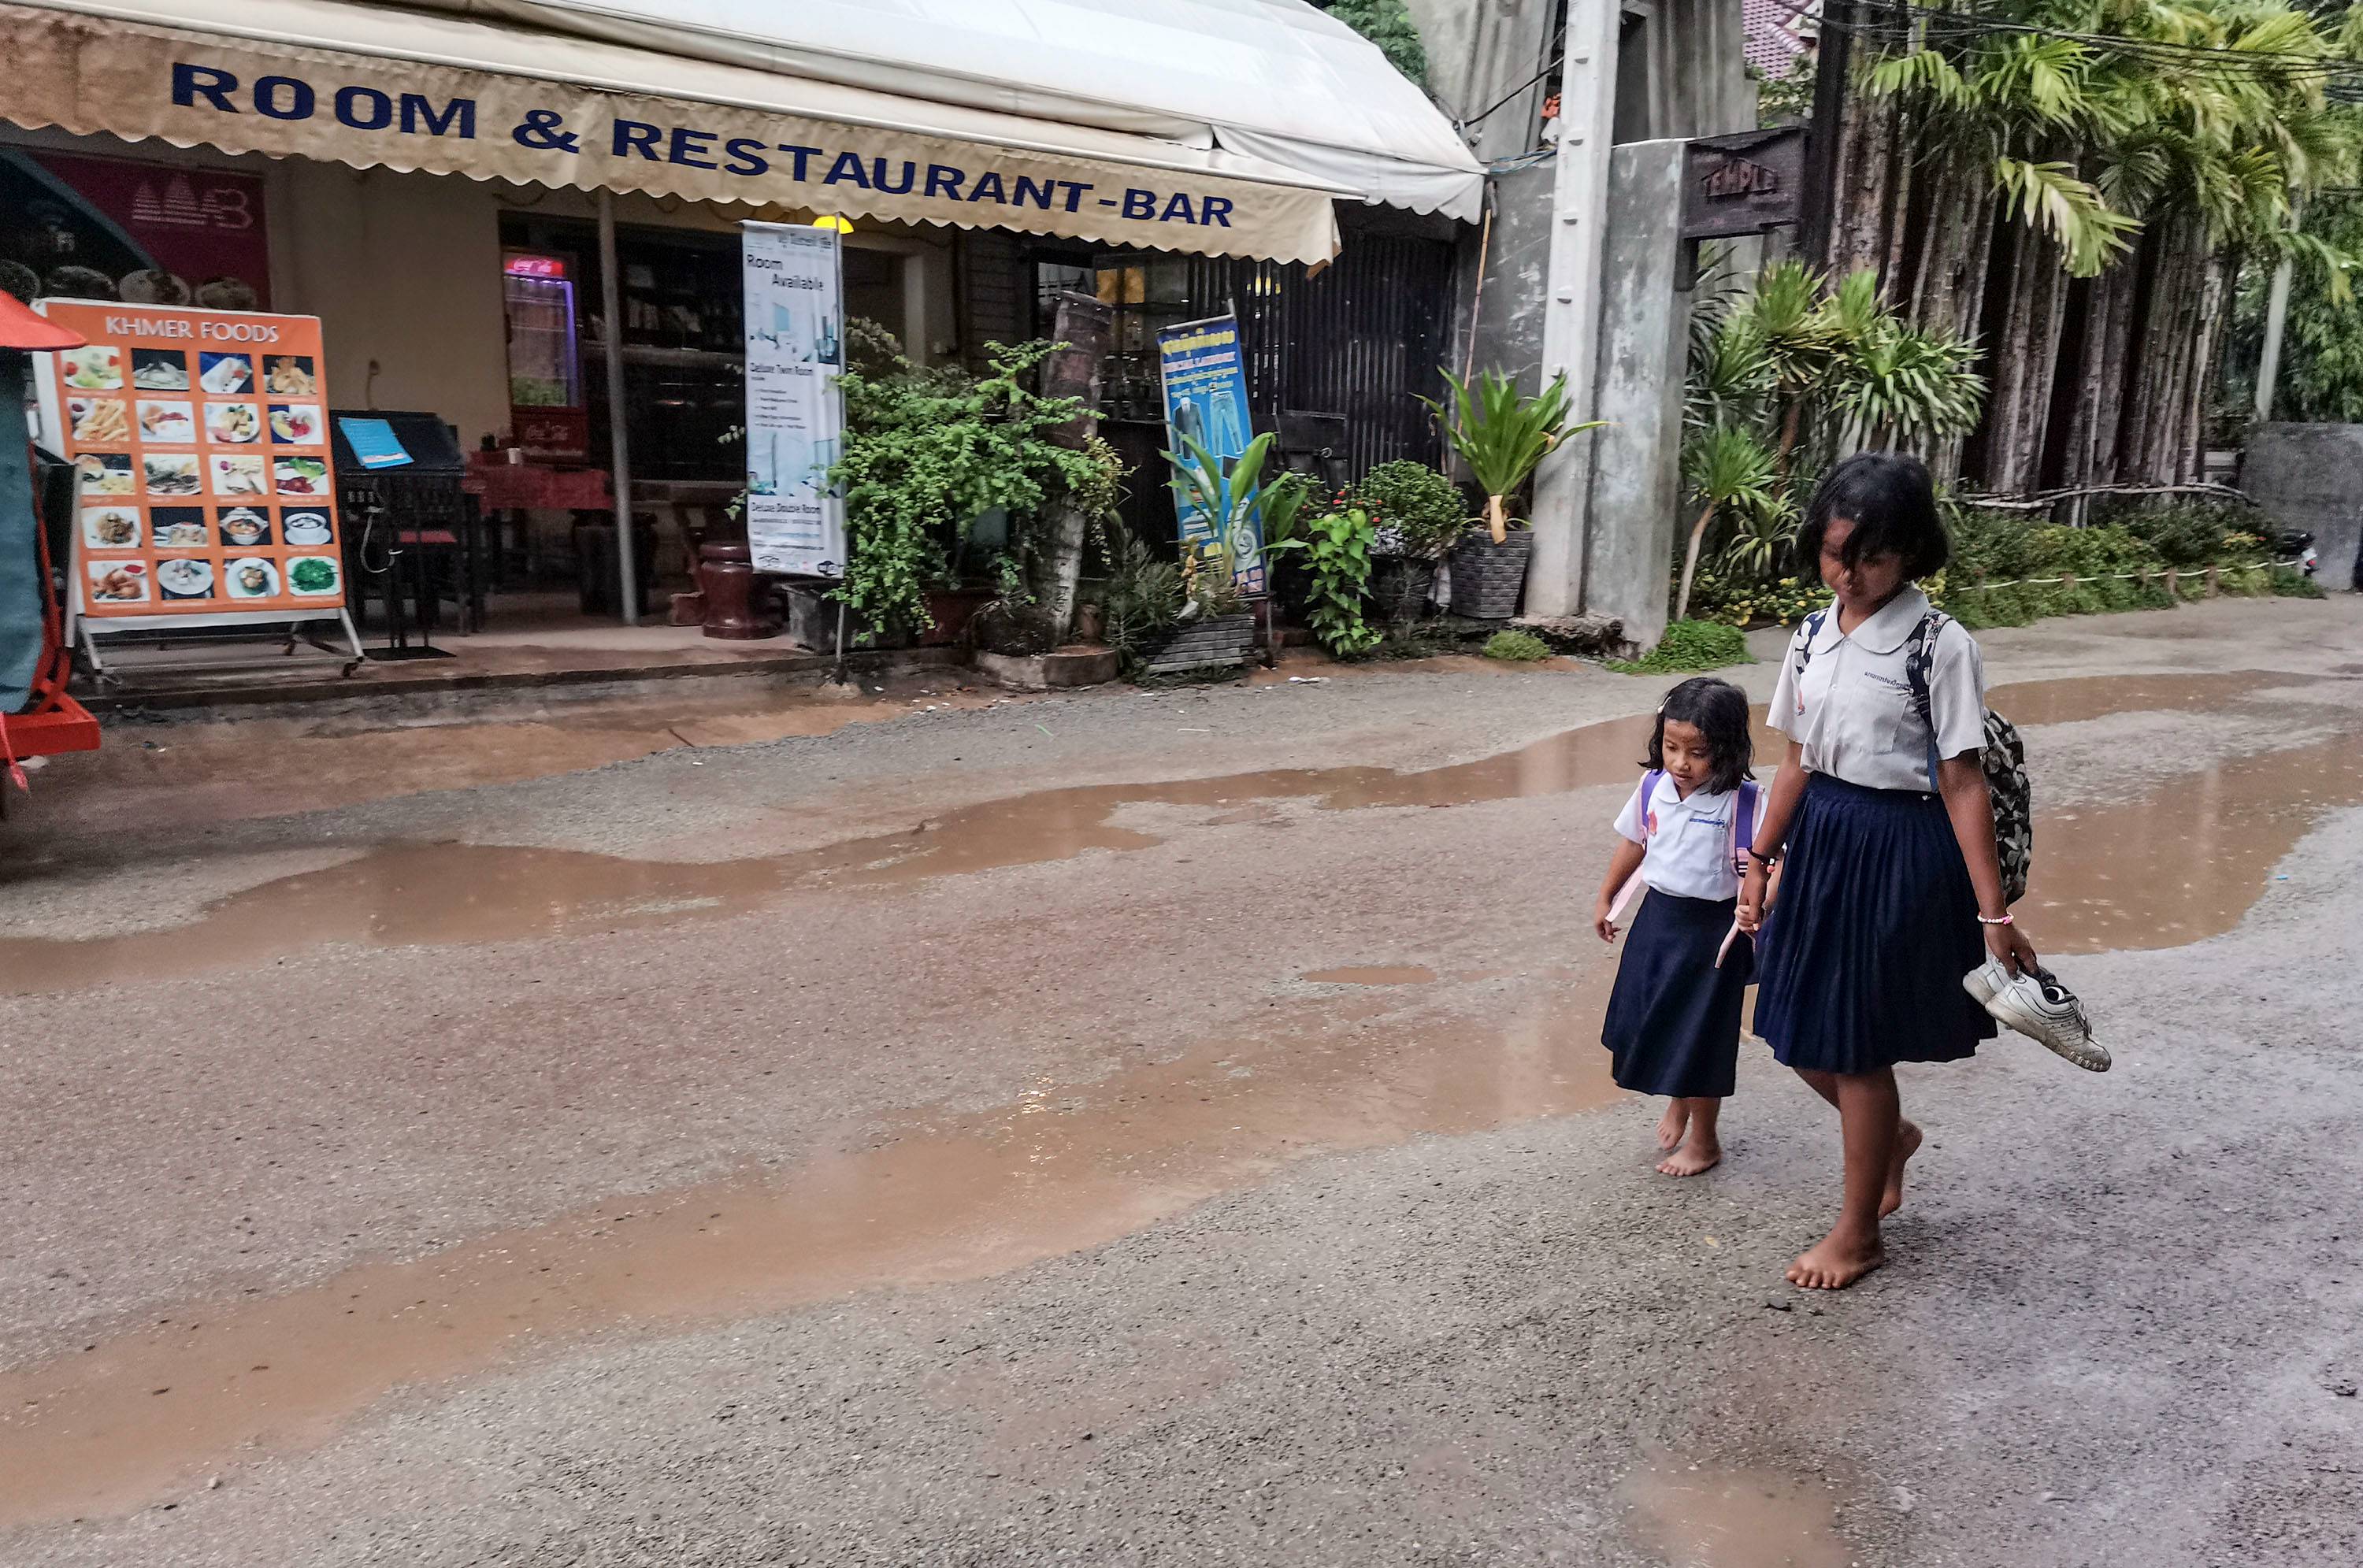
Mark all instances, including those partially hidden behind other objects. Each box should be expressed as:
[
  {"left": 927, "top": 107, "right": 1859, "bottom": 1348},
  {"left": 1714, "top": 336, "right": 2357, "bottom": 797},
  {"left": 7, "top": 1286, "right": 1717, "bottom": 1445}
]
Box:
[{"left": 72, "top": 604, "right": 365, "bottom": 688}]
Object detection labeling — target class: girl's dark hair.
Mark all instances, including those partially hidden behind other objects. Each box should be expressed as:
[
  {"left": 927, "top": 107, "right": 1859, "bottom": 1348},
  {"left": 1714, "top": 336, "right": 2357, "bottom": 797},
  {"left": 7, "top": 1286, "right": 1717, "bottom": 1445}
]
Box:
[
  {"left": 1645, "top": 677, "right": 1753, "bottom": 794},
  {"left": 1797, "top": 452, "right": 1949, "bottom": 580}
]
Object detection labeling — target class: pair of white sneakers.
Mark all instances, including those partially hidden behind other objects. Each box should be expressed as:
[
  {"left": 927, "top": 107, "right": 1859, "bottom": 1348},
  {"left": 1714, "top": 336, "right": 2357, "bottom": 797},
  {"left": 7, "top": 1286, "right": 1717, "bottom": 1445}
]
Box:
[{"left": 1963, "top": 957, "right": 2111, "bottom": 1073}]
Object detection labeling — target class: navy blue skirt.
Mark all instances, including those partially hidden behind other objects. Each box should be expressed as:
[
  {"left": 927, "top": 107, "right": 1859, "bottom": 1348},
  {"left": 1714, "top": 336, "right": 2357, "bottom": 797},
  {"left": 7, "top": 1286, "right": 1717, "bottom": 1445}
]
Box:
[
  {"left": 1601, "top": 888, "right": 1752, "bottom": 1099},
  {"left": 1755, "top": 773, "right": 1995, "bottom": 1073}
]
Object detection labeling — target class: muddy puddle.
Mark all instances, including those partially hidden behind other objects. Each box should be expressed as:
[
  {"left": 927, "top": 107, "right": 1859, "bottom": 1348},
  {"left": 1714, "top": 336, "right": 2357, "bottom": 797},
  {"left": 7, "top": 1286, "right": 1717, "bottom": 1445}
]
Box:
[
  {"left": 0, "top": 708, "right": 1696, "bottom": 994},
  {"left": 0, "top": 973, "right": 1619, "bottom": 1530},
  {"left": 1625, "top": 1459, "right": 1851, "bottom": 1568},
  {"left": 4, "top": 665, "right": 2356, "bottom": 1526},
  {"left": 4, "top": 668, "right": 2350, "bottom": 994}
]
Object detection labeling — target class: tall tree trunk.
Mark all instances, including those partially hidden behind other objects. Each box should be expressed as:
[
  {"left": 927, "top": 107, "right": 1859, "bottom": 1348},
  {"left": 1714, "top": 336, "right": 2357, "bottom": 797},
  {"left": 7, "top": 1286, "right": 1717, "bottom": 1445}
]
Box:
[
  {"left": 2124, "top": 217, "right": 2209, "bottom": 486},
  {"left": 1034, "top": 291, "right": 1115, "bottom": 640},
  {"left": 1827, "top": 69, "right": 1900, "bottom": 278},
  {"left": 1909, "top": 158, "right": 1998, "bottom": 488},
  {"left": 2178, "top": 254, "right": 2231, "bottom": 482},
  {"left": 2062, "top": 259, "right": 2139, "bottom": 493},
  {"left": 1981, "top": 229, "right": 2070, "bottom": 495}
]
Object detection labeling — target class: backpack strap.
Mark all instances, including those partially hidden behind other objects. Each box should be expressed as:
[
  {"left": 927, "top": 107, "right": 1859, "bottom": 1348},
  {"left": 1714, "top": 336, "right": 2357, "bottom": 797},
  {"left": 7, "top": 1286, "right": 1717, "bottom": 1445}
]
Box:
[
  {"left": 1729, "top": 778, "right": 1759, "bottom": 878},
  {"left": 1608, "top": 770, "right": 1663, "bottom": 926},
  {"left": 1904, "top": 610, "right": 1946, "bottom": 789}
]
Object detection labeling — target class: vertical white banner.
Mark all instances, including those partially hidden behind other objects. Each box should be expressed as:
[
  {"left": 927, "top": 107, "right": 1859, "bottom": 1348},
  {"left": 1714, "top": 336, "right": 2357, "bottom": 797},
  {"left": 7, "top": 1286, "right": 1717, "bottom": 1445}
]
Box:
[{"left": 741, "top": 223, "right": 846, "bottom": 576}]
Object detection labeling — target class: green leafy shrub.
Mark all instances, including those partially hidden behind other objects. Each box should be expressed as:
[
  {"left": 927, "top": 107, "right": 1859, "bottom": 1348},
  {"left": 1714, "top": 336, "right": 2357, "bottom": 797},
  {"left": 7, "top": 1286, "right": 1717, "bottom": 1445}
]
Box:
[
  {"left": 1350, "top": 461, "right": 1467, "bottom": 561},
  {"left": 1274, "top": 507, "right": 1384, "bottom": 657},
  {"left": 2273, "top": 566, "right": 2327, "bottom": 598},
  {"left": 830, "top": 336, "right": 1097, "bottom": 633},
  {"left": 1608, "top": 619, "right": 1753, "bottom": 674},
  {"left": 1481, "top": 629, "right": 1552, "bottom": 662}
]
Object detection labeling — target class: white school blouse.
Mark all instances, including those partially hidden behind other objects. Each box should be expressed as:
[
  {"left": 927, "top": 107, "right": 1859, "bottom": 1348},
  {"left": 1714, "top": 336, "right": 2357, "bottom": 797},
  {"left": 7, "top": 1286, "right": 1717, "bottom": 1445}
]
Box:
[
  {"left": 1613, "top": 773, "right": 1765, "bottom": 902},
  {"left": 1765, "top": 586, "right": 1988, "bottom": 793}
]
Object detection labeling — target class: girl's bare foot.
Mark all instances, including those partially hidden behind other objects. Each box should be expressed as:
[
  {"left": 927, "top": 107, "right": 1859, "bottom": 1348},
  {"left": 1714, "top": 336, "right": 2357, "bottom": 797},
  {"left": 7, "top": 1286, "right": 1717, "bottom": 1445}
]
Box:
[
  {"left": 1881, "top": 1120, "right": 1923, "bottom": 1218},
  {"left": 1656, "top": 1133, "right": 1721, "bottom": 1177},
  {"left": 1786, "top": 1226, "right": 1885, "bottom": 1290},
  {"left": 1656, "top": 1102, "right": 1690, "bottom": 1151}
]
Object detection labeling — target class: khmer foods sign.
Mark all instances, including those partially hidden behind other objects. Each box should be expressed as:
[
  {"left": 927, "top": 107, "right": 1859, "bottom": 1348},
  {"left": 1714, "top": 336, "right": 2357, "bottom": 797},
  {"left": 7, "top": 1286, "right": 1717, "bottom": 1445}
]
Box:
[{"left": 2, "top": 3, "right": 1341, "bottom": 265}]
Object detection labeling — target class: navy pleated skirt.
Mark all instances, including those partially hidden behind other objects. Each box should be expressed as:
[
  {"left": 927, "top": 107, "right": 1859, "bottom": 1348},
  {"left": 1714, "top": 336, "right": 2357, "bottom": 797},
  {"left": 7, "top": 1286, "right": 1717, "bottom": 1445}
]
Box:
[
  {"left": 1755, "top": 773, "right": 1996, "bottom": 1073},
  {"left": 1601, "top": 888, "right": 1752, "bottom": 1099}
]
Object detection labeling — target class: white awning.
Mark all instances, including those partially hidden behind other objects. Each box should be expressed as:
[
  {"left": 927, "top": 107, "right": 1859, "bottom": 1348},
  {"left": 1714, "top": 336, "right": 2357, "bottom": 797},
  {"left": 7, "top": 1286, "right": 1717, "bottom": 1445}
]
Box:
[
  {"left": 413, "top": 1, "right": 1487, "bottom": 221},
  {"left": 0, "top": 0, "right": 1489, "bottom": 265}
]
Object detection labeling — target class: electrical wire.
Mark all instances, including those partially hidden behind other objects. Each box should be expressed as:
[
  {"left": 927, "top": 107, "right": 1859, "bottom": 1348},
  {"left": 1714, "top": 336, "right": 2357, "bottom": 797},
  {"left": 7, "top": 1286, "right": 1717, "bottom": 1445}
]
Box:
[{"left": 1820, "top": 2, "right": 2363, "bottom": 84}]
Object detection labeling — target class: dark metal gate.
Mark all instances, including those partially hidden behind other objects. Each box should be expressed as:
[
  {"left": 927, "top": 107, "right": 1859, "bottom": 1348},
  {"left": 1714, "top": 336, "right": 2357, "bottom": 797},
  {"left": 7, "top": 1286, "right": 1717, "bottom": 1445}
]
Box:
[{"left": 1140, "top": 237, "right": 1456, "bottom": 477}]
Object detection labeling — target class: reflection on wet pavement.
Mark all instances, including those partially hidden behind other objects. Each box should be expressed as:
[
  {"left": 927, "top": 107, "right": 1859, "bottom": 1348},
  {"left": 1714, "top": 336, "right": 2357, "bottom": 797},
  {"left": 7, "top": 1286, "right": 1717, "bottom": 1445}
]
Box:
[
  {"left": 0, "top": 974, "right": 1618, "bottom": 1530},
  {"left": 5, "top": 669, "right": 2350, "bottom": 993},
  {"left": 4, "top": 666, "right": 2356, "bottom": 1527},
  {"left": 1625, "top": 1459, "right": 1851, "bottom": 1568}
]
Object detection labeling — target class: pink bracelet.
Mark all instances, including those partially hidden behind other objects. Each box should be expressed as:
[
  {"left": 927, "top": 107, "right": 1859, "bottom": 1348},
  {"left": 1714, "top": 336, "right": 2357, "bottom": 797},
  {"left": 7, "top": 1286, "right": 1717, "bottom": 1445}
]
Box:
[{"left": 1976, "top": 913, "right": 2013, "bottom": 926}]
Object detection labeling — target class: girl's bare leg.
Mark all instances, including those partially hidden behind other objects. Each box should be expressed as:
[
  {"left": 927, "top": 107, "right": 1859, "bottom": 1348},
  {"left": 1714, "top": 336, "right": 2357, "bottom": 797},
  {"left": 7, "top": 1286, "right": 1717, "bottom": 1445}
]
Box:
[
  {"left": 1794, "top": 1067, "right": 1920, "bottom": 1216},
  {"left": 1656, "top": 1097, "right": 1722, "bottom": 1177},
  {"left": 1656, "top": 1100, "right": 1690, "bottom": 1151},
  {"left": 1789, "top": 1068, "right": 1897, "bottom": 1289}
]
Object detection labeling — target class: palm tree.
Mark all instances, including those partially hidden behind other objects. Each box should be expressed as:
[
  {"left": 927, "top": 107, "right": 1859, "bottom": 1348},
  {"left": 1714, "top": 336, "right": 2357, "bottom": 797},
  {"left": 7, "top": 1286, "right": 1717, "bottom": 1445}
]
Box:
[{"left": 1675, "top": 427, "right": 1786, "bottom": 625}]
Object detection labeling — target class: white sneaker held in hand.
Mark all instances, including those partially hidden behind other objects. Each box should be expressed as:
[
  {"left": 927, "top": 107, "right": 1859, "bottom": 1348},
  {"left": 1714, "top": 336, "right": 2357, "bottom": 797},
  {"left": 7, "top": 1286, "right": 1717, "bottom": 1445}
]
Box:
[{"left": 1963, "top": 958, "right": 2109, "bottom": 1072}]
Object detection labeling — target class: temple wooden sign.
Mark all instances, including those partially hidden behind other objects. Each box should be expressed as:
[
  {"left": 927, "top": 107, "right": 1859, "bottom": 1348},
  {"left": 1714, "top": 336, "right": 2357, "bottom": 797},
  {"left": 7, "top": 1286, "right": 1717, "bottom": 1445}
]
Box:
[{"left": 1681, "top": 128, "right": 1806, "bottom": 240}]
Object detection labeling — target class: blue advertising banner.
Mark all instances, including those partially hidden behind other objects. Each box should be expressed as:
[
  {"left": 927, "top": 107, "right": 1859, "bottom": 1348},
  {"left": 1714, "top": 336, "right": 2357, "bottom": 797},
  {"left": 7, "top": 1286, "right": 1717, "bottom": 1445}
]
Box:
[{"left": 1156, "top": 315, "right": 1263, "bottom": 595}]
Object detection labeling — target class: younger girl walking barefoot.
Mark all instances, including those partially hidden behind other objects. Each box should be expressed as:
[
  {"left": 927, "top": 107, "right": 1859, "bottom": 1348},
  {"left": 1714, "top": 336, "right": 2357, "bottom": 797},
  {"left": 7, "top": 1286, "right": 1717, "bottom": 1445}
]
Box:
[
  {"left": 1738, "top": 454, "right": 2041, "bottom": 1291},
  {"left": 1594, "top": 677, "right": 1764, "bottom": 1177}
]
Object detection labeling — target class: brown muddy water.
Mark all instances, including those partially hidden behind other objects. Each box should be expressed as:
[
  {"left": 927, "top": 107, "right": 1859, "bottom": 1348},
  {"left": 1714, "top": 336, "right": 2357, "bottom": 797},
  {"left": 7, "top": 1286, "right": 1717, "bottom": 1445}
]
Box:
[
  {"left": 2, "top": 669, "right": 2349, "bottom": 992},
  {"left": 0, "top": 977, "right": 1619, "bottom": 1530},
  {"left": 1624, "top": 1459, "right": 1851, "bottom": 1568},
  {"left": 1, "top": 667, "right": 2353, "bottom": 1528}
]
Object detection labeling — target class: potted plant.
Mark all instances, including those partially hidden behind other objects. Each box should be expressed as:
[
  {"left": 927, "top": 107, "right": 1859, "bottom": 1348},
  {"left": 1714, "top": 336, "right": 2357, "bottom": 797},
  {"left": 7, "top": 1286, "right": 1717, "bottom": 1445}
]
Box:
[
  {"left": 1422, "top": 369, "right": 1594, "bottom": 619},
  {"left": 1349, "top": 459, "right": 1463, "bottom": 625},
  {"left": 828, "top": 332, "right": 1101, "bottom": 647},
  {"left": 1267, "top": 504, "right": 1383, "bottom": 656},
  {"left": 1156, "top": 432, "right": 1306, "bottom": 671}
]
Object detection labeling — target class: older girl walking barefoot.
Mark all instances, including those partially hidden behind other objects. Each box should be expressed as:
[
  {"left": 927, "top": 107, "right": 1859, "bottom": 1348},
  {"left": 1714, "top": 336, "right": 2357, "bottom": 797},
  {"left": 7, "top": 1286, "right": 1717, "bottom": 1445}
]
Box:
[{"left": 1736, "top": 454, "right": 2039, "bottom": 1291}]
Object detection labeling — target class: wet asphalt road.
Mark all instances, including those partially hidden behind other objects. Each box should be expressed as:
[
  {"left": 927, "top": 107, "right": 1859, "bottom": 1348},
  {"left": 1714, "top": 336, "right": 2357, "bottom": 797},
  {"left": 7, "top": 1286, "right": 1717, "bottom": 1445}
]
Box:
[{"left": 3, "top": 595, "right": 2361, "bottom": 1566}]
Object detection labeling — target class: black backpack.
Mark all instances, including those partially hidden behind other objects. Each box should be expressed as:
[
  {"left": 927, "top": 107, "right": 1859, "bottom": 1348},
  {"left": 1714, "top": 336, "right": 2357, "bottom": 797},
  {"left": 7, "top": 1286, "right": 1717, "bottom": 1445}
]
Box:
[{"left": 1794, "top": 609, "right": 2031, "bottom": 904}]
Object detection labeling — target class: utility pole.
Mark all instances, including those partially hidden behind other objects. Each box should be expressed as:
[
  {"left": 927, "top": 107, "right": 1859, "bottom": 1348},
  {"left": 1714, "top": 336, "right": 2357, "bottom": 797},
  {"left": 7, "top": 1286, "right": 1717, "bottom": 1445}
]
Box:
[
  {"left": 1797, "top": 0, "right": 1853, "bottom": 267},
  {"left": 1524, "top": 0, "right": 1619, "bottom": 618}
]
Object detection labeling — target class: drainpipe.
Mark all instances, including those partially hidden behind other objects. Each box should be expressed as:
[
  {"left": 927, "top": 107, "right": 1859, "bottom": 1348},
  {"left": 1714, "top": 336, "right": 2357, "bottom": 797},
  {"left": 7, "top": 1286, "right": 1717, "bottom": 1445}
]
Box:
[{"left": 596, "top": 189, "right": 640, "bottom": 626}]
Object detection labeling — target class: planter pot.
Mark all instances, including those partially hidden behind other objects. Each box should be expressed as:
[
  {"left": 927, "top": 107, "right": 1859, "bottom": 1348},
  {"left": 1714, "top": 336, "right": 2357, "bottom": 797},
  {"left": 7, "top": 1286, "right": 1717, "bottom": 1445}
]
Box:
[
  {"left": 920, "top": 587, "right": 995, "bottom": 647},
  {"left": 696, "top": 542, "right": 781, "bottom": 640},
  {"left": 1371, "top": 557, "right": 1436, "bottom": 625},
  {"left": 1448, "top": 528, "right": 1533, "bottom": 620},
  {"left": 1139, "top": 612, "right": 1256, "bottom": 677},
  {"left": 973, "top": 645, "right": 1121, "bottom": 691},
  {"left": 781, "top": 583, "right": 901, "bottom": 651}
]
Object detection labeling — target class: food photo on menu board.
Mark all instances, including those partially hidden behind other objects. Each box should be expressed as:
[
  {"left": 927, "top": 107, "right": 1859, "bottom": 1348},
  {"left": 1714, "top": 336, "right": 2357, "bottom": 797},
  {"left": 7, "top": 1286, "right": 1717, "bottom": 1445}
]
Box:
[
  {"left": 206, "top": 401, "right": 262, "bottom": 443},
  {"left": 32, "top": 298, "right": 347, "bottom": 620},
  {"left": 151, "top": 507, "right": 210, "bottom": 549}
]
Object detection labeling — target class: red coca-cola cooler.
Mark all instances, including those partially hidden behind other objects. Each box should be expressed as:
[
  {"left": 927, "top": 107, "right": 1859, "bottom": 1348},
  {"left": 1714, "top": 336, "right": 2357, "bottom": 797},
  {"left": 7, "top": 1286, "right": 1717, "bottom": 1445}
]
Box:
[{"left": 502, "top": 251, "right": 588, "bottom": 462}]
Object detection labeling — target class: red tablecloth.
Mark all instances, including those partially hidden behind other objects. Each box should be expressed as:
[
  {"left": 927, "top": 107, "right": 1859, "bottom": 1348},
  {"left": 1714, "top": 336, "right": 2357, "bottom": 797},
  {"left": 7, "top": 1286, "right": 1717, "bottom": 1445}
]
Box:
[{"left": 462, "top": 461, "right": 612, "bottom": 511}]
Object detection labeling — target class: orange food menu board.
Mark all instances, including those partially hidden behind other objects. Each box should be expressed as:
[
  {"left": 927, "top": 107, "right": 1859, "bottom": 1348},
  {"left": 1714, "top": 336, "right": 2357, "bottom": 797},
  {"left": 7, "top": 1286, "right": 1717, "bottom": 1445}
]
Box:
[{"left": 34, "top": 301, "right": 346, "bottom": 620}]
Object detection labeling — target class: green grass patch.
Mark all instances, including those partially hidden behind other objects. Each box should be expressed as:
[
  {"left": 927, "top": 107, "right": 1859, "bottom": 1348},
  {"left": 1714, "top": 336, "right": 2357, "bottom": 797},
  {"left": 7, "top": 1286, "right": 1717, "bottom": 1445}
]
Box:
[
  {"left": 1481, "top": 629, "right": 1552, "bottom": 662},
  {"left": 1607, "top": 618, "right": 1753, "bottom": 674}
]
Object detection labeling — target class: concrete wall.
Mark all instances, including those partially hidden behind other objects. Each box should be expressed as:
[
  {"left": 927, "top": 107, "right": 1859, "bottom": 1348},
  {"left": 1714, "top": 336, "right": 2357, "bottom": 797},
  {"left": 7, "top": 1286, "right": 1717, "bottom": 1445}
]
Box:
[
  {"left": 1406, "top": 0, "right": 1558, "bottom": 164},
  {"left": 1463, "top": 161, "right": 1554, "bottom": 391},
  {"left": 2242, "top": 424, "right": 2363, "bottom": 591},
  {"left": 1582, "top": 139, "right": 1688, "bottom": 646}
]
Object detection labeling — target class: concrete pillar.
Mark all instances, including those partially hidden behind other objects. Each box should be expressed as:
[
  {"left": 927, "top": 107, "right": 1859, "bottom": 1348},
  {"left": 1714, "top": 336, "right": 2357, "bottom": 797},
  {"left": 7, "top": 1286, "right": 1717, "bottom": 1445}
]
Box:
[
  {"left": 1582, "top": 139, "right": 1690, "bottom": 648},
  {"left": 1523, "top": 0, "right": 1621, "bottom": 618}
]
